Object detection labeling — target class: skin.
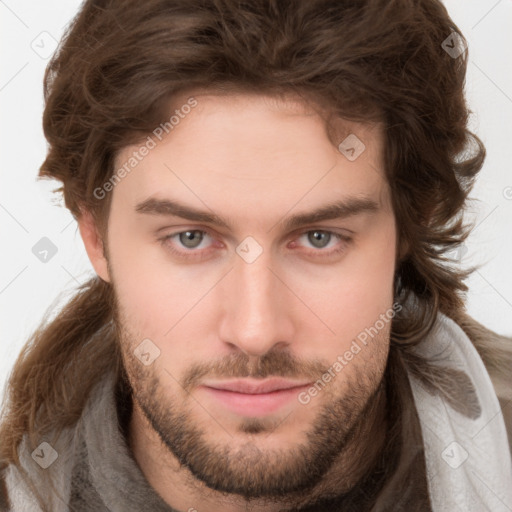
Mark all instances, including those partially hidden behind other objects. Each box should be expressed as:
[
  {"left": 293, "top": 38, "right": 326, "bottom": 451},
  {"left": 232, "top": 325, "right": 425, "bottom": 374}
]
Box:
[{"left": 79, "top": 91, "right": 399, "bottom": 511}]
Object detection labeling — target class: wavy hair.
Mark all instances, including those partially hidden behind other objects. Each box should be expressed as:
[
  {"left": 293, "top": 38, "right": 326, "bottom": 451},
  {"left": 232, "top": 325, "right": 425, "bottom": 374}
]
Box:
[{"left": 2, "top": 0, "right": 511, "bottom": 509}]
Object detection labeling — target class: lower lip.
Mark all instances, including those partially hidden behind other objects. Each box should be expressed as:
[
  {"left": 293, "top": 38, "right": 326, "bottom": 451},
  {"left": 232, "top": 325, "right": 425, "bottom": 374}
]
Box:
[{"left": 200, "top": 385, "right": 310, "bottom": 417}]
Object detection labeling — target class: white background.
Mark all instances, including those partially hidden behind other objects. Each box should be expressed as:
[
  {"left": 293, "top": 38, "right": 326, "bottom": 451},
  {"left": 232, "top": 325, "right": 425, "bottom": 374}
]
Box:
[{"left": 1, "top": 0, "right": 511, "bottom": 395}]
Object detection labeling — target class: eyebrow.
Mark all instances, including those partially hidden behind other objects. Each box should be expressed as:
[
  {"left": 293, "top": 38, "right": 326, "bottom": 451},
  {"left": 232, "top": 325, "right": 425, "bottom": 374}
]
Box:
[{"left": 135, "top": 196, "right": 380, "bottom": 232}]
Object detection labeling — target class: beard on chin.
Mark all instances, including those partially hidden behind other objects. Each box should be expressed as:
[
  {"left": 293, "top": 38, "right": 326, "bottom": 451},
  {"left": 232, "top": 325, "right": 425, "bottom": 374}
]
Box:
[
  {"left": 112, "top": 291, "right": 387, "bottom": 502},
  {"left": 123, "top": 347, "right": 385, "bottom": 502}
]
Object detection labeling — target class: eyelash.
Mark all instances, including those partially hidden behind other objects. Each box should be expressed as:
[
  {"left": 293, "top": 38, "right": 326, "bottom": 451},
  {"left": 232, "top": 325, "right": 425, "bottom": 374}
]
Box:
[{"left": 158, "top": 228, "right": 352, "bottom": 261}]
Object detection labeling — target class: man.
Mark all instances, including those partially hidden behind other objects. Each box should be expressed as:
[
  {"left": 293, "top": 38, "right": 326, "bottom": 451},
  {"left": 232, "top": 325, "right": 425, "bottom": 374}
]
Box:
[{"left": 1, "top": 0, "right": 511, "bottom": 511}]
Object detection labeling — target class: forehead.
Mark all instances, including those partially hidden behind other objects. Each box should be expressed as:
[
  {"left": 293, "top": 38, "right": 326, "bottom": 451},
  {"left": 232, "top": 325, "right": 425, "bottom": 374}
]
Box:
[{"left": 111, "top": 92, "right": 389, "bottom": 220}]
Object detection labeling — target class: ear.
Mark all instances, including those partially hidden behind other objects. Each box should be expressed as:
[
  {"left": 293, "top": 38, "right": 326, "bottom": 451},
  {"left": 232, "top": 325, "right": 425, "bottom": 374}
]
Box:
[{"left": 77, "top": 209, "right": 111, "bottom": 283}]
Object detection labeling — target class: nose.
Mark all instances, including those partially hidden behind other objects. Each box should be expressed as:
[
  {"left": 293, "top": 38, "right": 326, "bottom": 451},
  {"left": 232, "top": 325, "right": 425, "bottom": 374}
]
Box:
[{"left": 217, "top": 249, "right": 294, "bottom": 357}]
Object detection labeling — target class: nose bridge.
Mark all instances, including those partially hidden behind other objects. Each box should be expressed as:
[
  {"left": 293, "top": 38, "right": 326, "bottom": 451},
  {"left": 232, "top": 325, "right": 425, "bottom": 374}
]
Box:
[
  {"left": 219, "top": 248, "right": 291, "bottom": 356},
  {"left": 236, "top": 254, "right": 274, "bottom": 319}
]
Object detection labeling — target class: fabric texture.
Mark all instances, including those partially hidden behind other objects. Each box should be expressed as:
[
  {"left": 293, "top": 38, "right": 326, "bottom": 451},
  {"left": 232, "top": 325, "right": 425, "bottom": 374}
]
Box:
[
  {"left": 1, "top": 310, "right": 511, "bottom": 511},
  {"left": 1, "top": 351, "right": 429, "bottom": 512},
  {"left": 407, "top": 313, "right": 512, "bottom": 511}
]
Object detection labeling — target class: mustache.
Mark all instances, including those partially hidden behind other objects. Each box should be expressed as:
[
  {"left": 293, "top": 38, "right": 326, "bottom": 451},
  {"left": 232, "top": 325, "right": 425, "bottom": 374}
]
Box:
[
  {"left": 180, "top": 350, "right": 329, "bottom": 392},
  {"left": 113, "top": 308, "right": 331, "bottom": 391}
]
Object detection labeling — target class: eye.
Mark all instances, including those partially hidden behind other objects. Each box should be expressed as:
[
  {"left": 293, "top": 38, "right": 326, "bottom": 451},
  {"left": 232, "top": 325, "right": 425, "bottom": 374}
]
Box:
[
  {"left": 158, "top": 228, "right": 352, "bottom": 260},
  {"left": 298, "top": 230, "right": 338, "bottom": 249},
  {"left": 160, "top": 229, "right": 214, "bottom": 251},
  {"left": 290, "top": 230, "right": 352, "bottom": 258},
  {"left": 174, "top": 230, "right": 209, "bottom": 249}
]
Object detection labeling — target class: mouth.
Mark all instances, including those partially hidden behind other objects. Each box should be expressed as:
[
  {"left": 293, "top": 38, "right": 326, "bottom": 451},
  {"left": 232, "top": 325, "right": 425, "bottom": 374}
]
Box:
[{"left": 199, "top": 378, "right": 312, "bottom": 417}]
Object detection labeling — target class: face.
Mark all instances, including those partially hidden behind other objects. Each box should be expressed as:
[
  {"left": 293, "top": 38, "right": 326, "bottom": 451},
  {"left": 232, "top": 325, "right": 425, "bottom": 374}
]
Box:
[{"left": 92, "top": 92, "right": 398, "bottom": 498}]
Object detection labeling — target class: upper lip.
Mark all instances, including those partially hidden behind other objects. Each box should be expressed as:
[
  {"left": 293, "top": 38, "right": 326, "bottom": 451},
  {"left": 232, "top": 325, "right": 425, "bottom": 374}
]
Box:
[{"left": 202, "top": 378, "right": 311, "bottom": 394}]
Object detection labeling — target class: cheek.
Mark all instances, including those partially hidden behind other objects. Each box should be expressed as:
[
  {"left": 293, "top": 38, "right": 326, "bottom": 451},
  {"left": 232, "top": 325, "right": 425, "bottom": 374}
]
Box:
[
  {"left": 293, "top": 216, "right": 397, "bottom": 347},
  {"left": 107, "top": 219, "right": 213, "bottom": 331},
  {"left": 341, "top": 220, "right": 396, "bottom": 329}
]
